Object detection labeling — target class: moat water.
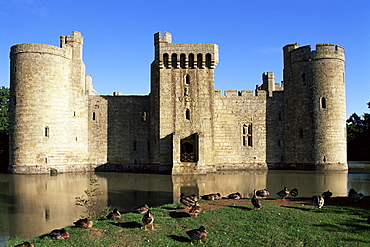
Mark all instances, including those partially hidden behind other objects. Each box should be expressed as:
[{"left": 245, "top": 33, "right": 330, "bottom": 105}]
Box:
[{"left": 0, "top": 161, "right": 369, "bottom": 245}]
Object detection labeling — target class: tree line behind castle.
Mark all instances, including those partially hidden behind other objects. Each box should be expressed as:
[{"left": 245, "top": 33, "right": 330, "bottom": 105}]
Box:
[{"left": 0, "top": 86, "right": 368, "bottom": 171}]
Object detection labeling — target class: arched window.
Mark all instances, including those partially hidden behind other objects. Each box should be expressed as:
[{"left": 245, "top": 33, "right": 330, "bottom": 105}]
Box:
[
  {"left": 180, "top": 53, "right": 186, "bottom": 68},
  {"left": 185, "top": 74, "right": 190, "bottom": 85},
  {"left": 321, "top": 97, "right": 326, "bottom": 109},
  {"left": 171, "top": 53, "right": 178, "bottom": 68},
  {"left": 189, "top": 53, "right": 194, "bottom": 68},
  {"left": 185, "top": 109, "right": 190, "bottom": 120},
  {"left": 197, "top": 53, "right": 203, "bottom": 68},
  {"left": 206, "top": 53, "right": 212, "bottom": 68},
  {"left": 163, "top": 53, "right": 169, "bottom": 68}
]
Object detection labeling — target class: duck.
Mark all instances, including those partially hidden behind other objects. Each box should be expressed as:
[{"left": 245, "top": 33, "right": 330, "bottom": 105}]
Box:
[
  {"left": 180, "top": 193, "right": 197, "bottom": 208},
  {"left": 277, "top": 187, "right": 289, "bottom": 200},
  {"left": 132, "top": 204, "right": 150, "bottom": 214},
  {"left": 190, "top": 194, "right": 199, "bottom": 202},
  {"left": 348, "top": 188, "right": 365, "bottom": 201},
  {"left": 312, "top": 195, "right": 324, "bottom": 209},
  {"left": 48, "top": 228, "right": 70, "bottom": 240},
  {"left": 189, "top": 201, "right": 202, "bottom": 217},
  {"left": 290, "top": 188, "right": 298, "bottom": 198},
  {"left": 106, "top": 208, "right": 122, "bottom": 220},
  {"left": 322, "top": 190, "right": 333, "bottom": 198},
  {"left": 227, "top": 192, "right": 241, "bottom": 200},
  {"left": 73, "top": 218, "right": 94, "bottom": 228},
  {"left": 209, "top": 193, "right": 222, "bottom": 200},
  {"left": 14, "top": 242, "right": 34, "bottom": 247},
  {"left": 256, "top": 189, "right": 270, "bottom": 198},
  {"left": 200, "top": 194, "right": 215, "bottom": 200},
  {"left": 186, "top": 226, "right": 208, "bottom": 245},
  {"left": 142, "top": 210, "right": 154, "bottom": 230},
  {"left": 251, "top": 189, "right": 261, "bottom": 209}
]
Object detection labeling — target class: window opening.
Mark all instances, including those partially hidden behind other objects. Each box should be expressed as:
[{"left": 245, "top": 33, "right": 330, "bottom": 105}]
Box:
[
  {"left": 321, "top": 97, "right": 326, "bottom": 109},
  {"left": 299, "top": 128, "right": 303, "bottom": 139},
  {"left": 197, "top": 54, "right": 203, "bottom": 68},
  {"left": 185, "top": 109, "right": 190, "bottom": 120},
  {"left": 189, "top": 54, "right": 194, "bottom": 68},
  {"left": 206, "top": 53, "right": 212, "bottom": 68},
  {"left": 302, "top": 73, "right": 306, "bottom": 82},
  {"left": 45, "top": 126, "right": 49, "bottom": 137},
  {"left": 171, "top": 53, "right": 178, "bottom": 68},
  {"left": 163, "top": 53, "right": 169, "bottom": 68},
  {"left": 180, "top": 54, "right": 186, "bottom": 68},
  {"left": 141, "top": 111, "right": 147, "bottom": 121},
  {"left": 185, "top": 74, "right": 190, "bottom": 84},
  {"left": 242, "top": 124, "right": 253, "bottom": 147},
  {"left": 92, "top": 112, "right": 96, "bottom": 121}
]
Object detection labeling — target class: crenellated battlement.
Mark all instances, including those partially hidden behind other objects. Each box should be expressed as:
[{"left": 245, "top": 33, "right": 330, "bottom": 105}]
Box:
[
  {"left": 154, "top": 32, "right": 172, "bottom": 44},
  {"left": 284, "top": 43, "right": 345, "bottom": 63},
  {"left": 60, "top": 31, "right": 83, "bottom": 47}
]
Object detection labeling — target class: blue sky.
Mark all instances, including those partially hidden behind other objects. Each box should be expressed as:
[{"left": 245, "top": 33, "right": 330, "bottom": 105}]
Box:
[{"left": 0, "top": 0, "right": 369, "bottom": 117}]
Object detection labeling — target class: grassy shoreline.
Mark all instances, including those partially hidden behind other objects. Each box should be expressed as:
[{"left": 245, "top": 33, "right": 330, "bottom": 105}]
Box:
[{"left": 8, "top": 196, "right": 370, "bottom": 246}]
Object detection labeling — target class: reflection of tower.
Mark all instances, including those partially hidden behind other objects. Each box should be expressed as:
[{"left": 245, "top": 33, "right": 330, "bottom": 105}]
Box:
[
  {"left": 150, "top": 32, "right": 218, "bottom": 173},
  {"left": 283, "top": 43, "right": 347, "bottom": 170}
]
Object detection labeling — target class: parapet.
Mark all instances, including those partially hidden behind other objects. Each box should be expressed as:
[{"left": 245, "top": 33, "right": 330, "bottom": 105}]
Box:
[
  {"left": 154, "top": 32, "right": 172, "bottom": 44},
  {"left": 60, "top": 31, "right": 83, "bottom": 47},
  {"left": 284, "top": 43, "right": 345, "bottom": 63},
  {"left": 10, "top": 42, "right": 72, "bottom": 59}
]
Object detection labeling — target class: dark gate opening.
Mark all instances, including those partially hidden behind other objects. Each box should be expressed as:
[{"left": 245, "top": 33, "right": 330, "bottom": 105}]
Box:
[{"left": 180, "top": 135, "right": 198, "bottom": 162}]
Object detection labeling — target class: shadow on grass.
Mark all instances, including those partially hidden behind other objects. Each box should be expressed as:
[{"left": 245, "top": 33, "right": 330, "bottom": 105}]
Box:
[
  {"left": 169, "top": 211, "right": 191, "bottom": 218},
  {"left": 110, "top": 221, "right": 142, "bottom": 228},
  {"left": 282, "top": 205, "right": 312, "bottom": 211},
  {"left": 168, "top": 234, "right": 190, "bottom": 243}
]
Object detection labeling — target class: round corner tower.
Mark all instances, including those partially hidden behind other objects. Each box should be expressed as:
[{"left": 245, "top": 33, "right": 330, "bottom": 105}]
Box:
[
  {"left": 283, "top": 43, "right": 347, "bottom": 170},
  {"left": 9, "top": 31, "right": 91, "bottom": 173}
]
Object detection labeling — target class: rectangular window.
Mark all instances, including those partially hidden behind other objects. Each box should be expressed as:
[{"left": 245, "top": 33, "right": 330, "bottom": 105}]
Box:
[{"left": 242, "top": 124, "right": 253, "bottom": 147}]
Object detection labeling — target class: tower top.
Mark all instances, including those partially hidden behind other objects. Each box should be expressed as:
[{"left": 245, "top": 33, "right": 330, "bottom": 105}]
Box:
[{"left": 154, "top": 32, "right": 172, "bottom": 44}]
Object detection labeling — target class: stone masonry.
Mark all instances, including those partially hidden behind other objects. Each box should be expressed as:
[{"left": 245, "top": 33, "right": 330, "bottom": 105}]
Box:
[{"left": 8, "top": 31, "right": 348, "bottom": 174}]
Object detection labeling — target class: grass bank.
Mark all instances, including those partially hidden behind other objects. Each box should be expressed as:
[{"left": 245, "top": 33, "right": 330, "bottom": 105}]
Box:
[{"left": 8, "top": 197, "right": 370, "bottom": 246}]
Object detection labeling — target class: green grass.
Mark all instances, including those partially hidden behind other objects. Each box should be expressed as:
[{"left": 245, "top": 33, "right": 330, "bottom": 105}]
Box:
[{"left": 7, "top": 197, "right": 370, "bottom": 247}]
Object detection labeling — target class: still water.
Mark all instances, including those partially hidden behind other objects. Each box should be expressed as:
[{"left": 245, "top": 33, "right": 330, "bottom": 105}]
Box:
[{"left": 0, "top": 161, "right": 369, "bottom": 244}]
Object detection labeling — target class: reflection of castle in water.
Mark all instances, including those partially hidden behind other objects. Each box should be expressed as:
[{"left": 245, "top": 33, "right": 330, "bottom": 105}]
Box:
[{"left": 1, "top": 170, "right": 348, "bottom": 240}]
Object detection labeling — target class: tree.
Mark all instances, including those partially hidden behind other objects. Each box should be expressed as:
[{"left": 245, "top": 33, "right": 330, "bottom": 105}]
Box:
[
  {"left": 0, "top": 86, "right": 9, "bottom": 171},
  {"left": 346, "top": 102, "right": 370, "bottom": 161}
]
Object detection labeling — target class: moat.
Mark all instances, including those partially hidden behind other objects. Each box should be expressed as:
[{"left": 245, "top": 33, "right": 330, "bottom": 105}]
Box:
[{"left": 0, "top": 161, "right": 369, "bottom": 245}]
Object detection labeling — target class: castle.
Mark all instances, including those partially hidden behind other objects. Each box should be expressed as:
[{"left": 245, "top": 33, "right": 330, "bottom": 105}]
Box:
[{"left": 8, "top": 31, "right": 348, "bottom": 174}]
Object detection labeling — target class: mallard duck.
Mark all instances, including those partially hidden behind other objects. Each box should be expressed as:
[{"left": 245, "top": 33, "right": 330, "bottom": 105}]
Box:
[
  {"left": 106, "top": 208, "right": 122, "bottom": 220},
  {"left": 132, "top": 204, "right": 150, "bottom": 214},
  {"left": 348, "top": 188, "right": 365, "bottom": 201},
  {"left": 180, "top": 193, "right": 197, "bottom": 208},
  {"left": 190, "top": 194, "right": 198, "bottom": 202},
  {"left": 256, "top": 189, "right": 270, "bottom": 198},
  {"left": 322, "top": 190, "right": 333, "bottom": 198},
  {"left": 209, "top": 193, "right": 222, "bottom": 200},
  {"left": 290, "top": 188, "right": 298, "bottom": 198},
  {"left": 277, "top": 187, "right": 289, "bottom": 200},
  {"left": 186, "top": 226, "right": 208, "bottom": 245},
  {"left": 251, "top": 189, "right": 261, "bottom": 209},
  {"left": 200, "top": 194, "right": 215, "bottom": 200},
  {"left": 14, "top": 242, "right": 34, "bottom": 247},
  {"left": 48, "top": 228, "right": 70, "bottom": 240},
  {"left": 73, "top": 218, "right": 94, "bottom": 228},
  {"left": 189, "top": 201, "right": 202, "bottom": 217},
  {"left": 228, "top": 192, "right": 241, "bottom": 199},
  {"left": 142, "top": 210, "right": 154, "bottom": 230},
  {"left": 312, "top": 195, "right": 324, "bottom": 209}
]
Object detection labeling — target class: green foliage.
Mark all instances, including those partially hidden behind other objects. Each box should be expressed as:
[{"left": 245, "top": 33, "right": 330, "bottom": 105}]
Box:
[
  {"left": 7, "top": 198, "right": 370, "bottom": 247},
  {"left": 347, "top": 102, "right": 370, "bottom": 160},
  {"left": 75, "top": 178, "right": 103, "bottom": 219},
  {"left": 0, "top": 86, "right": 9, "bottom": 170}
]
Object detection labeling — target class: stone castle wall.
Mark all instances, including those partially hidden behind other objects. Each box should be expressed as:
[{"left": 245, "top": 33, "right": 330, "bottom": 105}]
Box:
[{"left": 8, "top": 32, "right": 348, "bottom": 174}]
